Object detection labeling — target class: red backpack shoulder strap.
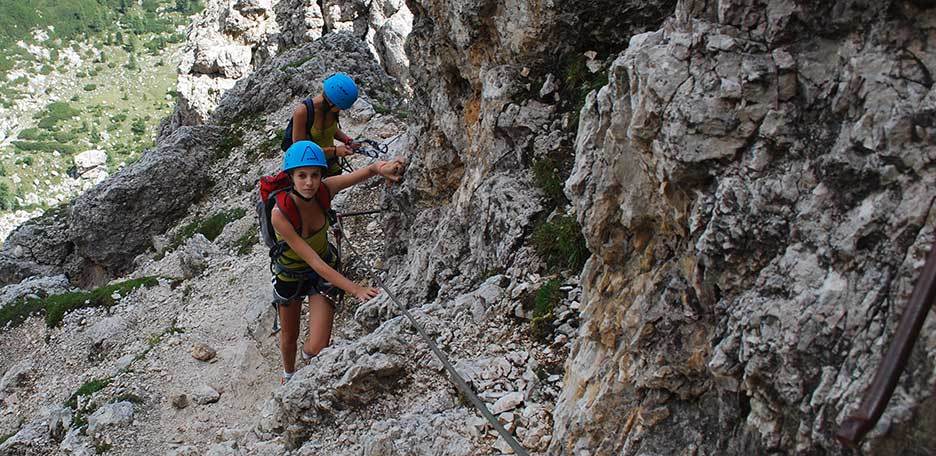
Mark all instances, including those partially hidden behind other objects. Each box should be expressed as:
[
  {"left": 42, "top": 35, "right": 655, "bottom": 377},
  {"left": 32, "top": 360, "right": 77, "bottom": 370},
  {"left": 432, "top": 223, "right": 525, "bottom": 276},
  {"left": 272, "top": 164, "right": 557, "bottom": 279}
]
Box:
[
  {"left": 316, "top": 183, "right": 332, "bottom": 211},
  {"left": 275, "top": 191, "right": 302, "bottom": 233}
]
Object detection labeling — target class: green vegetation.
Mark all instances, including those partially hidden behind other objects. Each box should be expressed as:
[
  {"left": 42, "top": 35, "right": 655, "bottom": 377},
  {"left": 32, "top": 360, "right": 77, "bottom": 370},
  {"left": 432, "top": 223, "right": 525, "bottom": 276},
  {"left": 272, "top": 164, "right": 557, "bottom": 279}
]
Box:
[
  {"left": 0, "top": 277, "right": 160, "bottom": 330},
  {"left": 13, "top": 141, "right": 76, "bottom": 154},
  {"left": 234, "top": 229, "right": 258, "bottom": 255},
  {"left": 0, "top": 1, "right": 114, "bottom": 56},
  {"left": 83, "top": 83, "right": 97, "bottom": 91},
  {"left": 0, "top": 181, "right": 14, "bottom": 210},
  {"left": 35, "top": 101, "right": 81, "bottom": 129},
  {"left": 66, "top": 377, "right": 112, "bottom": 409},
  {"left": 530, "top": 279, "right": 561, "bottom": 340},
  {"left": 95, "top": 442, "right": 113, "bottom": 453},
  {"left": 65, "top": 376, "right": 113, "bottom": 429},
  {"left": 130, "top": 117, "right": 146, "bottom": 135},
  {"left": 561, "top": 54, "right": 609, "bottom": 129},
  {"left": 217, "top": 126, "right": 246, "bottom": 159},
  {"left": 531, "top": 215, "right": 588, "bottom": 273},
  {"left": 0, "top": 431, "right": 15, "bottom": 445},
  {"left": 170, "top": 208, "right": 247, "bottom": 251},
  {"left": 533, "top": 157, "right": 566, "bottom": 207}
]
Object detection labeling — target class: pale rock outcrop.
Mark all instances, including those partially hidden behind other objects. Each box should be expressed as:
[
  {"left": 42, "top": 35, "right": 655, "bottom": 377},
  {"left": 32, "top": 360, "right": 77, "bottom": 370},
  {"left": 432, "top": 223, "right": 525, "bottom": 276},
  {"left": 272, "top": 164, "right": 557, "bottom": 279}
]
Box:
[
  {"left": 273, "top": 0, "right": 325, "bottom": 48},
  {"left": 374, "top": 0, "right": 673, "bottom": 329},
  {"left": 356, "top": 406, "right": 475, "bottom": 456},
  {"left": 368, "top": 0, "right": 412, "bottom": 91},
  {"left": 0, "top": 274, "right": 71, "bottom": 311},
  {"left": 163, "top": 0, "right": 412, "bottom": 139},
  {"left": 73, "top": 149, "right": 108, "bottom": 182},
  {"left": 0, "top": 359, "right": 34, "bottom": 394},
  {"left": 552, "top": 0, "right": 936, "bottom": 454},
  {"left": 260, "top": 317, "right": 408, "bottom": 447},
  {"left": 164, "top": 0, "right": 279, "bottom": 135},
  {"left": 86, "top": 401, "right": 134, "bottom": 443},
  {"left": 211, "top": 32, "right": 399, "bottom": 124}
]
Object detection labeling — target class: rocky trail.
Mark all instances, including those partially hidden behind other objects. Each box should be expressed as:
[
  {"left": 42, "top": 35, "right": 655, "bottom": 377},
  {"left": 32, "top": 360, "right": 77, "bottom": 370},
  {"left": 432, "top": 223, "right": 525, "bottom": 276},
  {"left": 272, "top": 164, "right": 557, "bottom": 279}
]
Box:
[{"left": 0, "top": 86, "right": 579, "bottom": 454}]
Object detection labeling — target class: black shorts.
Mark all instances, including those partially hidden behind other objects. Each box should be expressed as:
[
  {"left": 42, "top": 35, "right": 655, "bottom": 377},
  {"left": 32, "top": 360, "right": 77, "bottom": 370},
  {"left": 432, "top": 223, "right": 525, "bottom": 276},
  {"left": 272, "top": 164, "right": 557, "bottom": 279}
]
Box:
[
  {"left": 272, "top": 276, "right": 320, "bottom": 304},
  {"left": 271, "top": 274, "right": 338, "bottom": 307}
]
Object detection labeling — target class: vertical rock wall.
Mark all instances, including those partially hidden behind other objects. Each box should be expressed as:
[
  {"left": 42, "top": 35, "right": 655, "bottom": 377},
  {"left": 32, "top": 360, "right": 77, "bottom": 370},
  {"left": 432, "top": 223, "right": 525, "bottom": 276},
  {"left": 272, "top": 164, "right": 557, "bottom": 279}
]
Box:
[{"left": 554, "top": 0, "right": 936, "bottom": 454}]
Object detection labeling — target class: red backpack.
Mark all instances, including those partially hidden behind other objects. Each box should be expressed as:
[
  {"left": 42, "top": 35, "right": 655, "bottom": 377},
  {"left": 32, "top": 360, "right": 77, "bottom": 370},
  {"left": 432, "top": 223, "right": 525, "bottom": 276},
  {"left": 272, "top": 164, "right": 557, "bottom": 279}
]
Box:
[{"left": 256, "top": 171, "right": 331, "bottom": 255}]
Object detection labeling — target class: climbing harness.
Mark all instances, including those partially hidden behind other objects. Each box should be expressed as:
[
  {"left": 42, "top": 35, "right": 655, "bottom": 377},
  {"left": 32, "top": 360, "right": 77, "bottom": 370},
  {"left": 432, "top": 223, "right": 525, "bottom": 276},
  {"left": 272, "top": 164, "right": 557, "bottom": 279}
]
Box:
[
  {"left": 836, "top": 238, "right": 936, "bottom": 448},
  {"left": 333, "top": 207, "right": 531, "bottom": 456}
]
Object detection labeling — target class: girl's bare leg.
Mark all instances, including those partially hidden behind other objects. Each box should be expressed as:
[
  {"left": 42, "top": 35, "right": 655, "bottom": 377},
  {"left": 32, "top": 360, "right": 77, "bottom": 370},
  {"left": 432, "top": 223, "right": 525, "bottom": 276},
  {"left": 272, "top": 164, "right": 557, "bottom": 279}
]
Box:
[
  {"left": 278, "top": 299, "right": 302, "bottom": 373},
  {"left": 302, "top": 294, "right": 334, "bottom": 357}
]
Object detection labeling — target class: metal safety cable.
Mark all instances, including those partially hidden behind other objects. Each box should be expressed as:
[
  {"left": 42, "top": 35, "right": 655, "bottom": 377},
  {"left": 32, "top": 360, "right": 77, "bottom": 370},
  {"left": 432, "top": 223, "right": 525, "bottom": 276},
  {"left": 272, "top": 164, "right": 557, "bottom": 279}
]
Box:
[{"left": 334, "top": 213, "right": 531, "bottom": 456}]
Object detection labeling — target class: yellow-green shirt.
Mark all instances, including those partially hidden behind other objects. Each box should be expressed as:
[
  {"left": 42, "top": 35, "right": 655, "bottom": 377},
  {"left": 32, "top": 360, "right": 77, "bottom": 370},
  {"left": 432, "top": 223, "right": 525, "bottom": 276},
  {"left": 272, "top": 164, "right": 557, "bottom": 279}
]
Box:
[
  {"left": 309, "top": 118, "right": 342, "bottom": 176},
  {"left": 274, "top": 219, "right": 329, "bottom": 282}
]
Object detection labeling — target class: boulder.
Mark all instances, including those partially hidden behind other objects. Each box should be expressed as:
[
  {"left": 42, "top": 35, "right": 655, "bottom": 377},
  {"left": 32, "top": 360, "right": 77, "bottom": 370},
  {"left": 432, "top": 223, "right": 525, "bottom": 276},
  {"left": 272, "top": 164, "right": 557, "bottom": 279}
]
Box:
[
  {"left": 261, "top": 318, "right": 409, "bottom": 447},
  {"left": 68, "top": 126, "right": 225, "bottom": 284},
  {"left": 86, "top": 401, "right": 134, "bottom": 441}
]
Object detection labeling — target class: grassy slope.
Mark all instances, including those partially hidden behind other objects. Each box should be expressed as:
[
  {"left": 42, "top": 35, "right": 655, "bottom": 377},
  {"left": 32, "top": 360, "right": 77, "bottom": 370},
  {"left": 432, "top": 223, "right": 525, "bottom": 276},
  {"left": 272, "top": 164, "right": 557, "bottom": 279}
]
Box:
[{"left": 0, "top": 0, "right": 199, "bottom": 212}]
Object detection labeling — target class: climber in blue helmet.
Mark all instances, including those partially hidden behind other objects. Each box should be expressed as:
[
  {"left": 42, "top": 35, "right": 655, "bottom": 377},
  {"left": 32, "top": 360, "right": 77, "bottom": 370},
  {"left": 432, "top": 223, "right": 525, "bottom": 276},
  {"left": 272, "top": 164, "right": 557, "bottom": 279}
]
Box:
[
  {"left": 271, "top": 140, "right": 405, "bottom": 384},
  {"left": 287, "top": 72, "right": 361, "bottom": 177}
]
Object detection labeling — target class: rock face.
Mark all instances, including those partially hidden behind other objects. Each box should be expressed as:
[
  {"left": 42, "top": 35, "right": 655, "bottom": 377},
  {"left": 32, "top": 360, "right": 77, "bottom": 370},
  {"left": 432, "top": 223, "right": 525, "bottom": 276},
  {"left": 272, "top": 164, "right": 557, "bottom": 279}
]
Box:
[
  {"left": 166, "top": 0, "right": 279, "bottom": 133},
  {"left": 552, "top": 1, "right": 936, "bottom": 454},
  {"left": 261, "top": 318, "right": 409, "bottom": 447},
  {"left": 0, "top": 206, "right": 73, "bottom": 286},
  {"left": 163, "top": 0, "right": 413, "bottom": 139},
  {"left": 68, "top": 126, "right": 225, "bottom": 285},
  {"left": 211, "top": 32, "right": 399, "bottom": 124},
  {"left": 3, "top": 0, "right": 935, "bottom": 454}
]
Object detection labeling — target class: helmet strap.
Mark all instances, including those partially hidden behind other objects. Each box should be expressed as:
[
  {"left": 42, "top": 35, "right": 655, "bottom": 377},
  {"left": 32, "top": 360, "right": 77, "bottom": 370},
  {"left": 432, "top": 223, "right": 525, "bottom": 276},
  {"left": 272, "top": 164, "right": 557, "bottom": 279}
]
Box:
[{"left": 291, "top": 188, "right": 315, "bottom": 202}]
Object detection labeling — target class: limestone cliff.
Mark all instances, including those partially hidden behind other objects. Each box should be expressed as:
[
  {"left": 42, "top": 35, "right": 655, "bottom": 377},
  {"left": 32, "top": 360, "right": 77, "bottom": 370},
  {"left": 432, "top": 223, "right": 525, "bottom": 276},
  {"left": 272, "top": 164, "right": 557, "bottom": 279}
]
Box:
[{"left": 553, "top": 1, "right": 936, "bottom": 454}]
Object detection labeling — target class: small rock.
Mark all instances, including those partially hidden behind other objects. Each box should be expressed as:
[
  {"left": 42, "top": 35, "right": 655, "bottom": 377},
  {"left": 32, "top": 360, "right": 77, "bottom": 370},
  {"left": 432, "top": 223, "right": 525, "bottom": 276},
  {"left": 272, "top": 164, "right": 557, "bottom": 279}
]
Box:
[
  {"left": 48, "top": 406, "right": 72, "bottom": 441},
  {"left": 0, "top": 359, "right": 34, "bottom": 392},
  {"left": 192, "top": 385, "right": 221, "bottom": 405},
  {"left": 493, "top": 436, "right": 515, "bottom": 454},
  {"left": 191, "top": 342, "right": 217, "bottom": 362},
  {"left": 499, "top": 411, "right": 515, "bottom": 424},
  {"left": 491, "top": 391, "right": 524, "bottom": 414},
  {"left": 539, "top": 74, "right": 558, "bottom": 98},
  {"left": 171, "top": 393, "right": 190, "bottom": 409},
  {"left": 115, "top": 354, "right": 136, "bottom": 372}
]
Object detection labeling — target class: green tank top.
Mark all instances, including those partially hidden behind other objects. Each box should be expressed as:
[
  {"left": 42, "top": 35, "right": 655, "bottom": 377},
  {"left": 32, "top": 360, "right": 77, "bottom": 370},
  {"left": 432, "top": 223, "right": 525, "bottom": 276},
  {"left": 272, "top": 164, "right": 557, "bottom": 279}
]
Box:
[
  {"left": 274, "top": 219, "right": 330, "bottom": 282},
  {"left": 309, "top": 116, "right": 342, "bottom": 176}
]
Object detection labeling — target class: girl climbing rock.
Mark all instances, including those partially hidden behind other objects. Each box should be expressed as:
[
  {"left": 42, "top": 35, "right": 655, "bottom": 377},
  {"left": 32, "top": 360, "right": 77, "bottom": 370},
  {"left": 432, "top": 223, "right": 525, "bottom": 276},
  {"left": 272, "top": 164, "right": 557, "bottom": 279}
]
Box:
[
  {"left": 281, "top": 72, "right": 362, "bottom": 176},
  {"left": 271, "top": 140, "right": 404, "bottom": 383}
]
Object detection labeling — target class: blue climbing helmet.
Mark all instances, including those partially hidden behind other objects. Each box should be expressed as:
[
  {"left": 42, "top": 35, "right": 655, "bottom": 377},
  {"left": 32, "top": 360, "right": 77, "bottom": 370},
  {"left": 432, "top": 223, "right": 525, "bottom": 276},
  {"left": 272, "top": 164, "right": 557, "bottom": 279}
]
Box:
[
  {"left": 283, "top": 141, "right": 327, "bottom": 172},
  {"left": 322, "top": 73, "right": 359, "bottom": 110}
]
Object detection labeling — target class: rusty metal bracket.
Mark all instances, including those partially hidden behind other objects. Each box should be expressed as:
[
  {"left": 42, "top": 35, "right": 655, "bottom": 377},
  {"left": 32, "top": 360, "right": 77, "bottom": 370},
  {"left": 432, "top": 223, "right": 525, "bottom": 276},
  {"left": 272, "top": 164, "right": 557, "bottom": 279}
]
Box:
[{"left": 836, "top": 238, "right": 936, "bottom": 447}]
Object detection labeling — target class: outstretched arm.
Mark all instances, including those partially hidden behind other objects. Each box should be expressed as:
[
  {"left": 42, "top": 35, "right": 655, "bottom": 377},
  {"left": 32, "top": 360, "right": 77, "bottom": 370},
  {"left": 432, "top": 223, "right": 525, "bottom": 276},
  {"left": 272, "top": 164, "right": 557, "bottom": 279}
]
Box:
[
  {"left": 291, "top": 103, "right": 309, "bottom": 142},
  {"left": 324, "top": 158, "right": 406, "bottom": 195},
  {"left": 271, "top": 208, "right": 379, "bottom": 301}
]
